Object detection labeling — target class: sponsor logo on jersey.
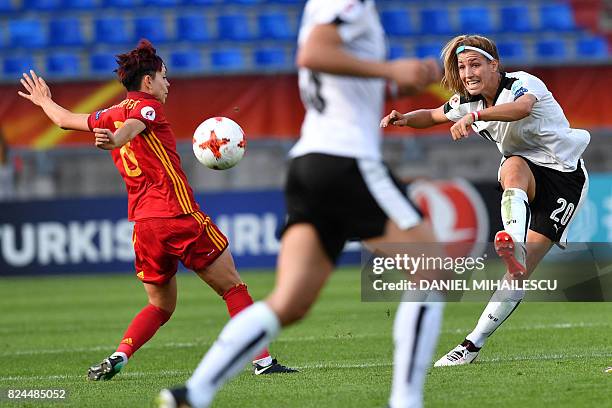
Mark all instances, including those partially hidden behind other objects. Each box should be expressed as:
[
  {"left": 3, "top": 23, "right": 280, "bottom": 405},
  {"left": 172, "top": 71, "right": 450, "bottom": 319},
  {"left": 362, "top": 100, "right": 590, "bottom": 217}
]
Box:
[
  {"left": 137, "top": 271, "right": 144, "bottom": 280},
  {"left": 141, "top": 106, "right": 156, "bottom": 121},
  {"left": 511, "top": 80, "right": 528, "bottom": 99},
  {"left": 95, "top": 109, "right": 108, "bottom": 120},
  {"left": 409, "top": 179, "right": 489, "bottom": 257}
]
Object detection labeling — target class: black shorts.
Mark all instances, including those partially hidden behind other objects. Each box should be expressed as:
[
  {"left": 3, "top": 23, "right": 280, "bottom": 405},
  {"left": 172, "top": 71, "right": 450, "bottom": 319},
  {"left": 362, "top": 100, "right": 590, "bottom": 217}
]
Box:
[
  {"left": 283, "top": 153, "right": 423, "bottom": 264},
  {"left": 515, "top": 157, "right": 589, "bottom": 245}
]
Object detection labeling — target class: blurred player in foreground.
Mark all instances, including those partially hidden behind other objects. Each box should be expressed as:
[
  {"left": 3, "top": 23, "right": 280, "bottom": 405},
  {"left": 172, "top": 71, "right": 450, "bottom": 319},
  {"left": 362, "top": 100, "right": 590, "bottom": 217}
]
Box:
[
  {"left": 381, "top": 34, "right": 590, "bottom": 366},
  {"left": 18, "top": 39, "right": 295, "bottom": 380},
  {"left": 159, "top": 1, "right": 445, "bottom": 407}
]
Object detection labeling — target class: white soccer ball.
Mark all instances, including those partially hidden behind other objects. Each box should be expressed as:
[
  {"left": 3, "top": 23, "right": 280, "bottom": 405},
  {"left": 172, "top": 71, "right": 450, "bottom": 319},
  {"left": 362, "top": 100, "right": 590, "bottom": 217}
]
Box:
[{"left": 192, "top": 117, "right": 246, "bottom": 170}]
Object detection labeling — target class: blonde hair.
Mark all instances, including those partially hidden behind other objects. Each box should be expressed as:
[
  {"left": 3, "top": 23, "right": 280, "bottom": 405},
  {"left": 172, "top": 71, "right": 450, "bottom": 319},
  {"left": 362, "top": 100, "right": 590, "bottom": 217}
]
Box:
[{"left": 441, "top": 34, "right": 502, "bottom": 97}]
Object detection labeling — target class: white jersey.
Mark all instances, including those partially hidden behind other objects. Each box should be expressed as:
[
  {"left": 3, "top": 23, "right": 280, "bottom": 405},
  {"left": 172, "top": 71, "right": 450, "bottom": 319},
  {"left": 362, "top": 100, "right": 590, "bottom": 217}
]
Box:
[
  {"left": 443, "top": 71, "right": 590, "bottom": 172},
  {"left": 290, "top": 0, "right": 387, "bottom": 160}
]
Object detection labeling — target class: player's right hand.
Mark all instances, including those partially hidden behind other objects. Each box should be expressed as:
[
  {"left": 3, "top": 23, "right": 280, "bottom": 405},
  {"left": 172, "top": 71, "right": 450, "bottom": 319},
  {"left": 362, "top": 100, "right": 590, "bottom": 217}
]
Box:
[
  {"left": 380, "top": 110, "right": 408, "bottom": 128},
  {"left": 17, "top": 70, "right": 52, "bottom": 106},
  {"left": 388, "top": 58, "right": 438, "bottom": 96}
]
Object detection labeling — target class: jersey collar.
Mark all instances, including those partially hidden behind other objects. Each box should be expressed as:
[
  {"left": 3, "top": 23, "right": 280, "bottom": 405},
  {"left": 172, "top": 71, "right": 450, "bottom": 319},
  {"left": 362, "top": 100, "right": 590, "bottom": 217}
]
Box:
[
  {"left": 492, "top": 72, "right": 513, "bottom": 106},
  {"left": 127, "top": 91, "right": 157, "bottom": 100}
]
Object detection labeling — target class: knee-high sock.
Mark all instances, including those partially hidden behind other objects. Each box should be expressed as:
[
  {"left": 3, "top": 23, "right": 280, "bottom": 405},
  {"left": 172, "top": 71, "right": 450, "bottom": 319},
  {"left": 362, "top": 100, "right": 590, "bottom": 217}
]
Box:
[
  {"left": 389, "top": 295, "right": 444, "bottom": 408},
  {"left": 223, "top": 284, "right": 270, "bottom": 363},
  {"left": 116, "top": 303, "right": 172, "bottom": 358},
  {"left": 465, "top": 288, "right": 524, "bottom": 348},
  {"left": 186, "top": 302, "right": 280, "bottom": 408},
  {"left": 501, "top": 188, "right": 530, "bottom": 243}
]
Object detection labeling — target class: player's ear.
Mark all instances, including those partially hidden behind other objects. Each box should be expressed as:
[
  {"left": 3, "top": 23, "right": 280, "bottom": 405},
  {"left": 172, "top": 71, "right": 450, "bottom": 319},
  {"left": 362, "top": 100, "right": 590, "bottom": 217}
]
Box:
[{"left": 490, "top": 59, "right": 499, "bottom": 73}]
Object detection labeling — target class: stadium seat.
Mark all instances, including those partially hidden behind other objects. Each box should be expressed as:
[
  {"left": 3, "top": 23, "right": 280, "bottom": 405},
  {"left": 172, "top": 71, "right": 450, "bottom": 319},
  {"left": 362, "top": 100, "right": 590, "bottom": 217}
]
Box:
[
  {"left": 499, "top": 5, "right": 534, "bottom": 33},
  {"left": 64, "top": 0, "right": 98, "bottom": 9},
  {"left": 539, "top": 3, "right": 575, "bottom": 32},
  {"left": 134, "top": 16, "right": 170, "bottom": 43},
  {"left": 254, "top": 47, "right": 287, "bottom": 68},
  {"left": 170, "top": 50, "right": 202, "bottom": 72},
  {"left": 23, "top": 0, "right": 61, "bottom": 11},
  {"left": 103, "top": 0, "right": 141, "bottom": 8},
  {"left": 419, "top": 7, "right": 454, "bottom": 35},
  {"left": 176, "top": 14, "right": 212, "bottom": 42},
  {"left": 458, "top": 6, "right": 493, "bottom": 34},
  {"left": 9, "top": 20, "right": 46, "bottom": 48},
  {"left": 149, "top": 0, "right": 181, "bottom": 6},
  {"left": 90, "top": 52, "right": 118, "bottom": 75},
  {"left": 210, "top": 48, "right": 245, "bottom": 71},
  {"left": 388, "top": 44, "right": 407, "bottom": 60},
  {"left": 184, "top": 0, "right": 220, "bottom": 5},
  {"left": 258, "top": 11, "right": 295, "bottom": 40},
  {"left": 380, "top": 9, "right": 415, "bottom": 37},
  {"left": 217, "top": 14, "right": 254, "bottom": 41},
  {"left": 228, "top": 0, "right": 264, "bottom": 3},
  {"left": 3, "top": 56, "right": 36, "bottom": 77},
  {"left": 415, "top": 42, "right": 442, "bottom": 59},
  {"left": 95, "top": 17, "right": 132, "bottom": 44},
  {"left": 576, "top": 36, "right": 609, "bottom": 59},
  {"left": 536, "top": 39, "right": 567, "bottom": 60},
  {"left": 49, "top": 17, "right": 85, "bottom": 47},
  {"left": 0, "top": 0, "right": 19, "bottom": 13},
  {"left": 46, "top": 53, "right": 81, "bottom": 77},
  {"left": 496, "top": 40, "right": 527, "bottom": 61}
]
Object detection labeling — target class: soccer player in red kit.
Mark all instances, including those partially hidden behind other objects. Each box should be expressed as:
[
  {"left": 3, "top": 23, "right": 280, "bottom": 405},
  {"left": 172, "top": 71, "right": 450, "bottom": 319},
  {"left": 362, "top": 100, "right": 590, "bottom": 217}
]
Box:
[{"left": 18, "top": 39, "right": 296, "bottom": 380}]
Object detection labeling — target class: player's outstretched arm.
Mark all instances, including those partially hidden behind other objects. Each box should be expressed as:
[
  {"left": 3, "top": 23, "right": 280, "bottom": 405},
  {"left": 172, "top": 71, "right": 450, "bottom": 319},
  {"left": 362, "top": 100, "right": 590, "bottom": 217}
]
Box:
[
  {"left": 94, "top": 119, "right": 145, "bottom": 150},
  {"left": 380, "top": 105, "right": 449, "bottom": 129},
  {"left": 17, "top": 70, "right": 90, "bottom": 132},
  {"left": 296, "top": 24, "right": 440, "bottom": 95}
]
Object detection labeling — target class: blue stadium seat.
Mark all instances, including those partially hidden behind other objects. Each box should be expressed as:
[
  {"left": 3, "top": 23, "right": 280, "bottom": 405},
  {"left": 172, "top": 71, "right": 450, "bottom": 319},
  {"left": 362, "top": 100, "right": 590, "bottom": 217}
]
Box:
[
  {"left": 103, "top": 0, "right": 141, "bottom": 7},
  {"left": 217, "top": 14, "right": 254, "bottom": 41},
  {"left": 415, "top": 42, "right": 442, "bottom": 59},
  {"left": 211, "top": 49, "right": 245, "bottom": 71},
  {"left": 64, "top": 0, "right": 98, "bottom": 9},
  {"left": 258, "top": 11, "right": 295, "bottom": 40},
  {"left": 228, "top": 0, "right": 264, "bottom": 3},
  {"left": 576, "top": 36, "right": 609, "bottom": 59},
  {"left": 496, "top": 40, "right": 527, "bottom": 61},
  {"left": 380, "top": 9, "right": 415, "bottom": 37},
  {"left": 176, "top": 14, "right": 212, "bottom": 42},
  {"left": 149, "top": 0, "right": 181, "bottom": 6},
  {"left": 47, "top": 53, "right": 80, "bottom": 77},
  {"left": 419, "top": 7, "right": 454, "bottom": 35},
  {"left": 134, "top": 16, "right": 169, "bottom": 43},
  {"left": 539, "top": 3, "right": 575, "bottom": 32},
  {"left": 254, "top": 47, "right": 287, "bottom": 68},
  {"left": 499, "top": 5, "right": 534, "bottom": 33},
  {"left": 3, "top": 56, "right": 36, "bottom": 77},
  {"left": 184, "top": 0, "right": 220, "bottom": 5},
  {"left": 536, "top": 39, "right": 567, "bottom": 59},
  {"left": 9, "top": 20, "right": 46, "bottom": 48},
  {"left": 0, "top": 0, "right": 19, "bottom": 13},
  {"left": 170, "top": 50, "right": 202, "bottom": 72},
  {"left": 90, "top": 52, "right": 118, "bottom": 75},
  {"left": 49, "top": 18, "right": 85, "bottom": 47},
  {"left": 95, "top": 17, "right": 132, "bottom": 44},
  {"left": 388, "top": 44, "right": 407, "bottom": 60},
  {"left": 458, "top": 6, "right": 493, "bottom": 34},
  {"left": 23, "top": 0, "right": 61, "bottom": 11}
]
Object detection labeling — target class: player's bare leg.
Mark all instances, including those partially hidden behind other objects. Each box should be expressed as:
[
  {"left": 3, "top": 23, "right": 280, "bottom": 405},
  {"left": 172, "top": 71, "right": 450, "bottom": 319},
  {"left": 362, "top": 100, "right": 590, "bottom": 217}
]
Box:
[
  {"left": 435, "top": 230, "right": 552, "bottom": 367},
  {"left": 365, "top": 220, "right": 445, "bottom": 408},
  {"left": 88, "top": 278, "right": 176, "bottom": 380},
  {"left": 196, "top": 248, "right": 297, "bottom": 374},
  {"left": 159, "top": 224, "right": 333, "bottom": 408}
]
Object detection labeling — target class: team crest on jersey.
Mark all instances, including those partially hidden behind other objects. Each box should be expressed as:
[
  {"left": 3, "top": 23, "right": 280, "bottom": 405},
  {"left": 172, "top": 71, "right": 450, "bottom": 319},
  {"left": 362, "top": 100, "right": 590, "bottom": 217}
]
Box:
[
  {"left": 511, "top": 80, "right": 528, "bottom": 99},
  {"left": 449, "top": 95, "right": 460, "bottom": 109},
  {"left": 140, "top": 106, "right": 156, "bottom": 121}
]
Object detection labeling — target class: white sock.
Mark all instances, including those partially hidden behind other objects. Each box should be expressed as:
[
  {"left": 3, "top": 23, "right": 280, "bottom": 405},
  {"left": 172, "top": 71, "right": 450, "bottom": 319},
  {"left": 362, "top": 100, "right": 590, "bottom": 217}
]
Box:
[
  {"left": 500, "top": 188, "right": 530, "bottom": 243},
  {"left": 465, "top": 288, "right": 524, "bottom": 348},
  {"left": 186, "top": 302, "right": 280, "bottom": 408},
  {"left": 109, "top": 351, "right": 128, "bottom": 368},
  {"left": 253, "top": 356, "right": 273, "bottom": 366},
  {"left": 389, "top": 294, "right": 444, "bottom": 408}
]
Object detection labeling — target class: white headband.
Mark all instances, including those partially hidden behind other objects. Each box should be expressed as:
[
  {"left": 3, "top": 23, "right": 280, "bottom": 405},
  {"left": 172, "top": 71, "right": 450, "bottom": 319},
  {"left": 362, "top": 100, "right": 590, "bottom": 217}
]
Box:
[{"left": 455, "top": 45, "right": 495, "bottom": 61}]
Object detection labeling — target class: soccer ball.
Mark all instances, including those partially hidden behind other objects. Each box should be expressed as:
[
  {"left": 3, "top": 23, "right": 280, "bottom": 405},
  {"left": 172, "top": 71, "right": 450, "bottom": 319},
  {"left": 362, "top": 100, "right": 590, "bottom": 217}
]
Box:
[{"left": 192, "top": 117, "right": 246, "bottom": 170}]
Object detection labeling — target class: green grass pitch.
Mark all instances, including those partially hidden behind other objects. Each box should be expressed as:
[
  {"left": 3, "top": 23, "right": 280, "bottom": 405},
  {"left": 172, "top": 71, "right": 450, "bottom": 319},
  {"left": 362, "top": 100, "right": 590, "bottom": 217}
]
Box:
[{"left": 1, "top": 268, "right": 610, "bottom": 408}]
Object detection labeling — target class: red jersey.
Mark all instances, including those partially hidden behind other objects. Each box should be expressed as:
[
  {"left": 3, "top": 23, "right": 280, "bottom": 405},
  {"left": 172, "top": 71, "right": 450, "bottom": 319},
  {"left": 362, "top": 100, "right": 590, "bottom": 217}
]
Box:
[{"left": 88, "top": 91, "right": 200, "bottom": 221}]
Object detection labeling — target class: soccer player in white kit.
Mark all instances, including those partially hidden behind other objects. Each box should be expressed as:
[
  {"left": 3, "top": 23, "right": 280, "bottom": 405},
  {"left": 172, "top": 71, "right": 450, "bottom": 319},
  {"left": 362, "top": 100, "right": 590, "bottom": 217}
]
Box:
[
  {"left": 158, "top": 1, "right": 445, "bottom": 407},
  {"left": 381, "top": 34, "right": 590, "bottom": 366}
]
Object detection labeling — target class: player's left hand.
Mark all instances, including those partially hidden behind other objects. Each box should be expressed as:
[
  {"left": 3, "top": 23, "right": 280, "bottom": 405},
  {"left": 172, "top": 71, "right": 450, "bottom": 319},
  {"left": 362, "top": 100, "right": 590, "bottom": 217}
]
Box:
[
  {"left": 17, "top": 70, "right": 52, "bottom": 106},
  {"left": 94, "top": 128, "right": 116, "bottom": 150},
  {"left": 450, "top": 113, "right": 475, "bottom": 140}
]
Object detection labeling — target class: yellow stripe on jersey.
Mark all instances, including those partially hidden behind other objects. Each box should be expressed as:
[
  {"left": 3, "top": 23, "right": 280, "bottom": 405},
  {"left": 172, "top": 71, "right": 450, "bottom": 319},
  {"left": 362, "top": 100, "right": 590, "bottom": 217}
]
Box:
[
  {"left": 148, "top": 130, "right": 194, "bottom": 213},
  {"left": 142, "top": 132, "right": 192, "bottom": 214}
]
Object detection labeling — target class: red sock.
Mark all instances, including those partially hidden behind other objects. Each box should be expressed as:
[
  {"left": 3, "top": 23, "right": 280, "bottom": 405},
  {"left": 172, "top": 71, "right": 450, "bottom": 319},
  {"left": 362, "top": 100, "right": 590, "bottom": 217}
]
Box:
[
  {"left": 223, "top": 283, "right": 270, "bottom": 361},
  {"left": 116, "top": 304, "right": 172, "bottom": 358}
]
